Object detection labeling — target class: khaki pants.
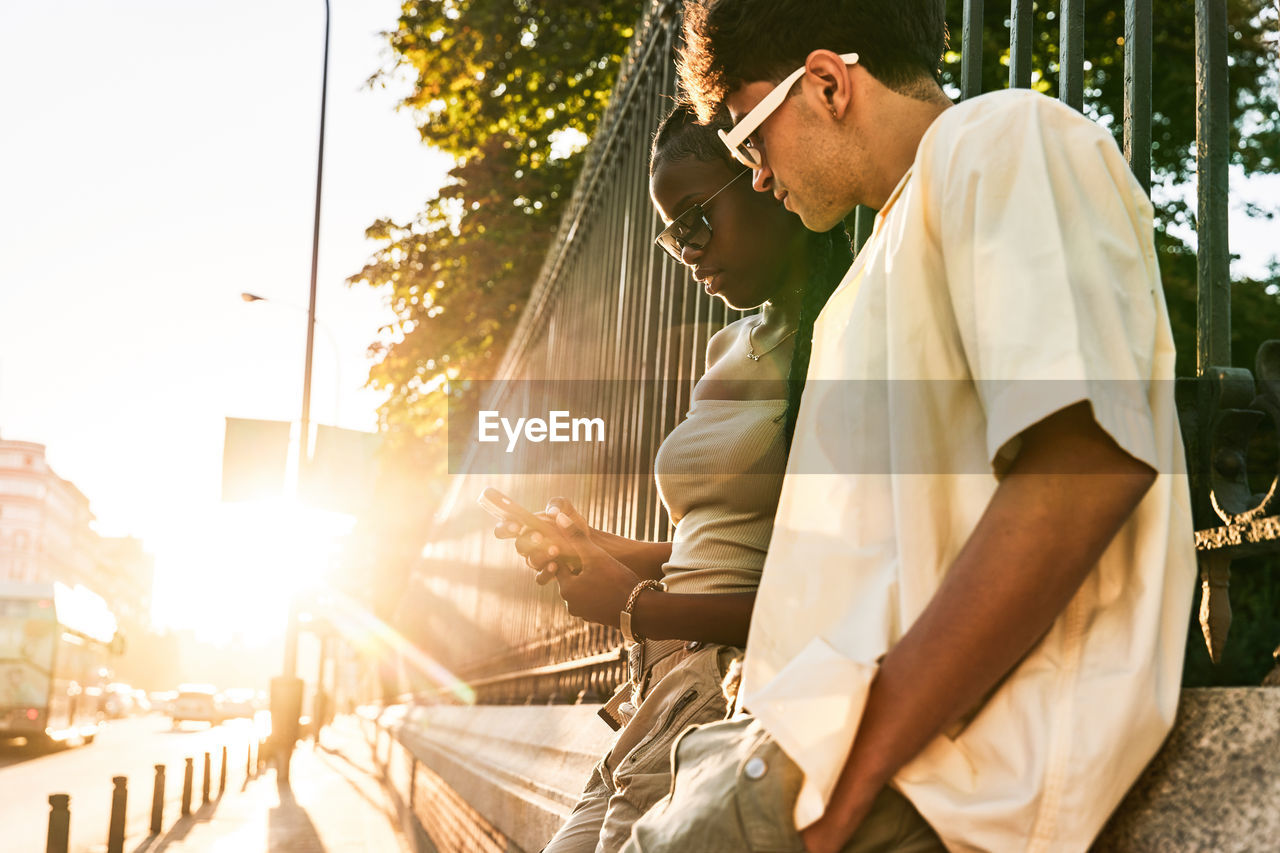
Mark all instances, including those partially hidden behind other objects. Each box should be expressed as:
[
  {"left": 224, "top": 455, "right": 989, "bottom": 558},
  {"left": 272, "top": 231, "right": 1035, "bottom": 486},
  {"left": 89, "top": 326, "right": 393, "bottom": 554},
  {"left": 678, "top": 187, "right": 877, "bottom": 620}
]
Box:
[
  {"left": 622, "top": 716, "right": 946, "bottom": 853},
  {"left": 543, "top": 644, "right": 739, "bottom": 853}
]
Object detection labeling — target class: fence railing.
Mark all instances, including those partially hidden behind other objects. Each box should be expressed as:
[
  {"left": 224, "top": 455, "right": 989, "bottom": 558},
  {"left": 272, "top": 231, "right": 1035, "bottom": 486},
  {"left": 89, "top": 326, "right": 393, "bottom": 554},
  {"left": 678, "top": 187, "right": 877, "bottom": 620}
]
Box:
[{"left": 399, "top": 0, "right": 1279, "bottom": 705}]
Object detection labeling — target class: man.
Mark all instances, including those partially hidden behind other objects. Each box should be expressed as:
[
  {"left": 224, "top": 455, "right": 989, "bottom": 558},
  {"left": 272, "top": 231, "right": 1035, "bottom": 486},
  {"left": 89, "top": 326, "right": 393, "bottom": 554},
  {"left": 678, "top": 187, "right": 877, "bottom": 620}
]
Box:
[{"left": 623, "top": 1, "right": 1195, "bottom": 851}]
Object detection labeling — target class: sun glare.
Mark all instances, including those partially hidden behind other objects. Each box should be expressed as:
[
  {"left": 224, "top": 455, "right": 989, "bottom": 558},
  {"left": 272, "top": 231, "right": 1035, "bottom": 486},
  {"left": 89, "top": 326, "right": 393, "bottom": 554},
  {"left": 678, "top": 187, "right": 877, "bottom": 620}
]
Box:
[{"left": 152, "top": 499, "right": 356, "bottom": 645}]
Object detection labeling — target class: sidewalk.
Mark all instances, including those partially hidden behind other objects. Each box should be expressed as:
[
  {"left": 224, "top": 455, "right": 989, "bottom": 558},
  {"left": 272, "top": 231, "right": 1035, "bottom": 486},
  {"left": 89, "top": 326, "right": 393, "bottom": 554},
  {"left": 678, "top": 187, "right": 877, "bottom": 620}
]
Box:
[{"left": 129, "top": 717, "right": 410, "bottom": 853}]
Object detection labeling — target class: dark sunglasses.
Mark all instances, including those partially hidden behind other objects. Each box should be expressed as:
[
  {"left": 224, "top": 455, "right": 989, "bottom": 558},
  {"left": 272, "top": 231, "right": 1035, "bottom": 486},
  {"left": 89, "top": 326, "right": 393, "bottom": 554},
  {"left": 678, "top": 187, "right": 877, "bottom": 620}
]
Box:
[{"left": 653, "top": 168, "right": 750, "bottom": 262}]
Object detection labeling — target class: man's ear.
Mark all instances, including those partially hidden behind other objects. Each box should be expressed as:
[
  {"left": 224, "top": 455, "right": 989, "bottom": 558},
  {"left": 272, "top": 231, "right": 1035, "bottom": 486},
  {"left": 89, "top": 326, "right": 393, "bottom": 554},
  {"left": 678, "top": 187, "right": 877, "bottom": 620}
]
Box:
[{"left": 803, "top": 49, "right": 855, "bottom": 120}]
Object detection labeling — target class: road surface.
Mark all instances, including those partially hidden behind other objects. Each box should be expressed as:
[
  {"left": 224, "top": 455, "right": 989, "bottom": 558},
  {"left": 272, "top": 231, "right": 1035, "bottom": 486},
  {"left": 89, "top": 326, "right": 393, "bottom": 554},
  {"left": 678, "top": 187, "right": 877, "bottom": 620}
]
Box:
[{"left": 0, "top": 713, "right": 266, "bottom": 853}]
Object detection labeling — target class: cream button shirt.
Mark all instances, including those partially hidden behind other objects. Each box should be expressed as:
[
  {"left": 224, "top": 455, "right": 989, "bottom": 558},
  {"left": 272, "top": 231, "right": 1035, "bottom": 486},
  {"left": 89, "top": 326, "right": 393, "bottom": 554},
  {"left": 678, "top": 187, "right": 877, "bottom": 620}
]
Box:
[{"left": 740, "top": 89, "right": 1196, "bottom": 852}]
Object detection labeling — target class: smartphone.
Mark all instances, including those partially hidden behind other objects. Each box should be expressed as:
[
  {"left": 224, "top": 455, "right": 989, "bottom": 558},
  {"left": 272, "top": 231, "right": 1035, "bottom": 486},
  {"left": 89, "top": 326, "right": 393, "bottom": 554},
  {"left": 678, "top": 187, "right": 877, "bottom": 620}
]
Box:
[{"left": 477, "top": 487, "right": 582, "bottom": 573}]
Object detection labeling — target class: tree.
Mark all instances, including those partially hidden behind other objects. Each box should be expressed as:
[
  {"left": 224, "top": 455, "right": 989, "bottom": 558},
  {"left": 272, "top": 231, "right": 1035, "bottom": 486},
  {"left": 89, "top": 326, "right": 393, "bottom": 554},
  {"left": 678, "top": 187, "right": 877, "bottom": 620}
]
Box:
[{"left": 350, "top": 0, "right": 645, "bottom": 454}]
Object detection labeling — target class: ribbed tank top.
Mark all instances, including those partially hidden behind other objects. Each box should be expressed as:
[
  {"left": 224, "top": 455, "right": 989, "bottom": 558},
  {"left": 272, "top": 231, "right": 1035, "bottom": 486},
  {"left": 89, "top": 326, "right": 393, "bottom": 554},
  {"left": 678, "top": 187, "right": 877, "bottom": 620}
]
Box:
[{"left": 653, "top": 398, "right": 788, "bottom": 594}]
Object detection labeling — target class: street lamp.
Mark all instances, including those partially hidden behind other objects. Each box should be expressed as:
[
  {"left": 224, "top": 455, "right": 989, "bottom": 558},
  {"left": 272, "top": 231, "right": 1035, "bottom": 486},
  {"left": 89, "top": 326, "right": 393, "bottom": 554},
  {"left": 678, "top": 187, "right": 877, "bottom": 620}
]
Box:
[
  {"left": 268, "top": 0, "right": 331, "bottom": 786},
  {"left": 239, "top": 292, "right": 343, "bottom": 424}
]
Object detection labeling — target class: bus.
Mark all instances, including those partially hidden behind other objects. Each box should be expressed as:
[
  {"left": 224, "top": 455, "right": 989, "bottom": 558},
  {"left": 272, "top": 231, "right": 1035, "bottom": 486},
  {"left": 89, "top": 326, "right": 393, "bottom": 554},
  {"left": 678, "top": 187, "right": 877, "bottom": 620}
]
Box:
[{"left": 0, "top": 581, "right": 122, "bottom": 747}]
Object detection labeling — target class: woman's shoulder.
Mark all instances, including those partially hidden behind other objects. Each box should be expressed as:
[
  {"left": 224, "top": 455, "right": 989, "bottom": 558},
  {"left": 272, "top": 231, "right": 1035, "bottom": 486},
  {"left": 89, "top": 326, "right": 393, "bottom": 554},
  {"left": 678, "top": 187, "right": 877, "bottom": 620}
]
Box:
[{"left": 705, "top": 316, "right": 756, "bottom": 372}]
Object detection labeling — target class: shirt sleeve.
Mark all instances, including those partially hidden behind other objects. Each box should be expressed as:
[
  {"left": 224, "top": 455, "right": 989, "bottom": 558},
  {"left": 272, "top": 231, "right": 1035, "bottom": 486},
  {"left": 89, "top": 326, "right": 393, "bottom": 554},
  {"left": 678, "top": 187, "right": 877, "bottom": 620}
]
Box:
[{"left": 927, "top": 93, "right": 1163, "bottom": 473}]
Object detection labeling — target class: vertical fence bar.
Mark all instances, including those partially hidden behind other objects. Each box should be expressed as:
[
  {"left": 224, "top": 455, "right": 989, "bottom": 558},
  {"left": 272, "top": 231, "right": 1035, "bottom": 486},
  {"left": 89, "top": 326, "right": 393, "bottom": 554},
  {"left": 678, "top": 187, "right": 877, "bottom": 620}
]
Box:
[
  {"left": 202, "top": 751, "right": 211, "bottom": 804},
  {"left": 150, "top": 765, "right": 165, "bottom": 835},
  {"left": 961, "top": 0, "right": 985, "bottom": 100},
  {"left": 853, "top": 206, "right": 876, "bottom": 256},
  {"left": 46, "top": 794, "right": 70, "bottom": 853},
  {"left": 219, "top": 745, "right": 227, "bottom": 795},
  {"left": 1195, "top": 0, "right": 1231, "bottom": 372},
  {"left": 1009, "top": 0, "right": 1034, "bottom": 88},
  {"left": 107, "top": 777, "right": 127, "bottom": 853},
  {"left": 1123, "top": 0, "right": 1153, "bottom": 193},
  {"left": 1059, "top": 0, "right": 1085, "bottom": 110}
]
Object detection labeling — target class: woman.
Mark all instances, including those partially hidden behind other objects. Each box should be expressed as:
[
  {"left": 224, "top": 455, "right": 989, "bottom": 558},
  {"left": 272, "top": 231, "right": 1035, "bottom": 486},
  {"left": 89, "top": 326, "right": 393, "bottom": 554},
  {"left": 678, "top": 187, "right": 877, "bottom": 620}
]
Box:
[{"left": 498, "top": 104, "right": 851, "bottom": 853}]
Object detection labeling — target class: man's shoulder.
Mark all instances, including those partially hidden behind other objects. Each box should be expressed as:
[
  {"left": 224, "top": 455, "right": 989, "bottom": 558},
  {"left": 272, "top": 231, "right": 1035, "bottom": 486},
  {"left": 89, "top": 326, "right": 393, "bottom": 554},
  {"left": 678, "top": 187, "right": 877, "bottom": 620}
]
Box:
[{"left": 922, "top": 88, "right": 1108, "bottom": 156}]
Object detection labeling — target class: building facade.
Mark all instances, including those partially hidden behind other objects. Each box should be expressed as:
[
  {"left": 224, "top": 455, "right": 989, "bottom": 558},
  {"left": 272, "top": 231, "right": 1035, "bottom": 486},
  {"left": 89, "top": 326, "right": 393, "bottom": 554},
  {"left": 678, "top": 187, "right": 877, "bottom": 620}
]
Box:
[{"left": 0, "top": 437, "right": 153, "bottom": 632}]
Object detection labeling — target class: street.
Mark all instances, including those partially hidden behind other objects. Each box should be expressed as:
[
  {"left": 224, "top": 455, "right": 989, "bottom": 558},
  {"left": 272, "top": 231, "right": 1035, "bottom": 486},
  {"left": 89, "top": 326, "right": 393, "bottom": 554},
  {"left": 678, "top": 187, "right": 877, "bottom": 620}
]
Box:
[{"left": 0, "top": 714, "right": 265, "bottom": 853}]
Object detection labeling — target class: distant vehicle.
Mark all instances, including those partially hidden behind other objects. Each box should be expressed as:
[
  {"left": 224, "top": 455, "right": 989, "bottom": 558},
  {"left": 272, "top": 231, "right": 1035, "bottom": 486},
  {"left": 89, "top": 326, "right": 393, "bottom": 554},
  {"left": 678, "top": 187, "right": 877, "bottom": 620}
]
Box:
[
  {"left": 102, "top": 682, "right": 136, "bottom": 719},
  {"left": 170, "top": 684, "right": 222, "bottom": 726},
  {"left": 219, "top": 688, "right": 259, "bottom": 720},
  {"left": 149, "top": 690, "right": 177, "bottom": 715},
  {"left": 0, "top": 581, "right": 122, "bottom": 747}
]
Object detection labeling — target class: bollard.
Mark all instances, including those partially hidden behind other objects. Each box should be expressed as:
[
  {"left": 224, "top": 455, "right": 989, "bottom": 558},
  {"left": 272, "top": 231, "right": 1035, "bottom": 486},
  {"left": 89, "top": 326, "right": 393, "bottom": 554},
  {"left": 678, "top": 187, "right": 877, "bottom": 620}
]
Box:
[
  {"left": 45, "top": 794, "right": 70, "bottom": 853},
  {"left": 107, "top": 776, "right": 127, "bottom": 853},
  {"left": 219, "top": 745, "right": 227, "bottom": 795},
  {"left": 202, "top": 751, "right": 211, "bottom": 804},
  {"left": 181, "top": 757, "right": 193, "bottom": 816},
  {"left": 150, "top": 764, "right": 165, "bottom": 836}
]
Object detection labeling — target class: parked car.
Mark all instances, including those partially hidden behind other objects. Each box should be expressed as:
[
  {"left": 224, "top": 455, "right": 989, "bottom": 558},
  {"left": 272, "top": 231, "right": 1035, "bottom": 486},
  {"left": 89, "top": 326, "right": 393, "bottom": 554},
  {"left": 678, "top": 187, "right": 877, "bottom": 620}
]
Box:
[
  {"left": 170, "top": 684, "right": 222, "bottom": 726},
  {"left": 149, "top": 690, "right": 177, "bottom": 715}
]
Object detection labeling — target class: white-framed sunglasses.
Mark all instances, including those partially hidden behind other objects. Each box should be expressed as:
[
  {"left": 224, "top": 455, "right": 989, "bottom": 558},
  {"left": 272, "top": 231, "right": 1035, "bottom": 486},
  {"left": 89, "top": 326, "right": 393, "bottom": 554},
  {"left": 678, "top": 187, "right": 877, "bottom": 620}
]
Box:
[{"left": 718, "top": 52, "right": 860, "bottom": 169}]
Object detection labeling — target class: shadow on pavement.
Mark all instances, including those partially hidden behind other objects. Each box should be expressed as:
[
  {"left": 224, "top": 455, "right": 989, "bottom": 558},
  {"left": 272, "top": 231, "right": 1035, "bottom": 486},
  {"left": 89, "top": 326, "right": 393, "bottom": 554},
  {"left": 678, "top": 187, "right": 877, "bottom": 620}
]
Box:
[
  {"left": 134, "top": 799, "right": 221, "bottom": 853},
  {"left": 269, "top": 778, "right": 328, "bottom": 852},
  {"left": 314, "top": 744, "right": 392, "bottom": 817}
]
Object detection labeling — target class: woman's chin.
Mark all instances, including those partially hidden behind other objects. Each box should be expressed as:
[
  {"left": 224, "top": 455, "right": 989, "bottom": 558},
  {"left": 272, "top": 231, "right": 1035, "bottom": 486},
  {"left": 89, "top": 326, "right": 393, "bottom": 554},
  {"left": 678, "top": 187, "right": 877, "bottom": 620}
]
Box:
[{"left": 715, "top": 289, "right": 768, "bottom": 312}]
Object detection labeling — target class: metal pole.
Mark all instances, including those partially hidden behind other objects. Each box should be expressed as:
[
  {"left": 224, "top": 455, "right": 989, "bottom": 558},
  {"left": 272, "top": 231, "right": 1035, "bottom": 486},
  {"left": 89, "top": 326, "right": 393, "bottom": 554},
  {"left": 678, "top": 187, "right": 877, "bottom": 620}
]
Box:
[
  {"left": 46, "top": 794, "right": 70, "bottom": 853},
  {"left": 1195, "top": 0, "right": 1231, "bottom": 373},
  {"left": 313, "top": 633, "right": 329, "bottom": 744},
  {"left": 1010, "top": 0, "right": 1034, "bottom": 89},
  {"left": 1059, "top": 0, "right": 1085, "bottom": 111},
  {"left": 150, "top": 765, "right": 165, "bottom": 835},
  {"left": 277, "top": 0, "right": 329, "bottom": 783},
  {"left": 107, "top": 777, "right": 127, "bottom": 853},
  {"left": 181, "top": 758, "right": 193, "bottom": 816},
  {"left": 960, "top": 0, "right": 984, "bottom": 100},
  {"left": 1123, "top": 0, "right": 1153, "bottom": 194},
  {"left": 298, "top": 0, "right": 331, "bottom": 488}
]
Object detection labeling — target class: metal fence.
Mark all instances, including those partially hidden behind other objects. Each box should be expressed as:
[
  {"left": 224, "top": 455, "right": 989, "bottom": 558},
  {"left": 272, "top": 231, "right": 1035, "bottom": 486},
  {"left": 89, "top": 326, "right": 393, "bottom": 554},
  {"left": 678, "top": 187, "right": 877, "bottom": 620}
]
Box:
[{"left": 399, "top": 0, "right": 1278, "bottom": 705}]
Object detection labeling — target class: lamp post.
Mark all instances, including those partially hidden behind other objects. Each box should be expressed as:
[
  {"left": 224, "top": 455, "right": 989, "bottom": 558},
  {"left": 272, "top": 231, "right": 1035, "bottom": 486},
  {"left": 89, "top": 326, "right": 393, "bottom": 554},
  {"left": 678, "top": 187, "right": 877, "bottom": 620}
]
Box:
[
  {"left": 269, "top": 0, "right": 330, "bottom": 786},
  {"left": 240, "top": 292, "right": 343, "bottom": 424}
]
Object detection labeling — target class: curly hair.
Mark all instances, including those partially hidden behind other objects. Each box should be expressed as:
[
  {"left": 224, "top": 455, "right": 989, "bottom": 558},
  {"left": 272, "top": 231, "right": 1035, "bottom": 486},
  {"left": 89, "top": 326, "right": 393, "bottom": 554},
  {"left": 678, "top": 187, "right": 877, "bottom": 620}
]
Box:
[
  {"left": 650, "top": 104, "right": 852, "bottom": 448},
  {"left": 679, "top": 0, "right": 948, "bottom": 121}
]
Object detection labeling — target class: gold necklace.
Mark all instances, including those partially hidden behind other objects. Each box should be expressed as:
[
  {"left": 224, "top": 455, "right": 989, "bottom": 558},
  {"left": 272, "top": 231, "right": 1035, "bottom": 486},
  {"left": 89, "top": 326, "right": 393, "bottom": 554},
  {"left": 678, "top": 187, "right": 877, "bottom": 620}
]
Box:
[{"left": 746, "top": 318, "right": 798, "bottom": 361}]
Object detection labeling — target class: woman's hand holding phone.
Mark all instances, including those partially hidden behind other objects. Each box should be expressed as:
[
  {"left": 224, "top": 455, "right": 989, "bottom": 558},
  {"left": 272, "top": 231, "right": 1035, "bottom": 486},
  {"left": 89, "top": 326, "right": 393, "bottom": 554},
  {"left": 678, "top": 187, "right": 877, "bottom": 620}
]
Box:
[
  {"left": 542, "top": 499, "right": 646, "bottom": 628},
  {"left": 483, "top": 488, "right": 584, "bottom": 582}
]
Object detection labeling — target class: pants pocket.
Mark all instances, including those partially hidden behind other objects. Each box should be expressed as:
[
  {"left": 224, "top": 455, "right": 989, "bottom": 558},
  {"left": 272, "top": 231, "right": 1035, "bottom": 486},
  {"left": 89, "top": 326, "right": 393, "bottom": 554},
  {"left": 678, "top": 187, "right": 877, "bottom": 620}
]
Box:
[{"left": 734, "top": 732, "right": 806, "bottom": 853}]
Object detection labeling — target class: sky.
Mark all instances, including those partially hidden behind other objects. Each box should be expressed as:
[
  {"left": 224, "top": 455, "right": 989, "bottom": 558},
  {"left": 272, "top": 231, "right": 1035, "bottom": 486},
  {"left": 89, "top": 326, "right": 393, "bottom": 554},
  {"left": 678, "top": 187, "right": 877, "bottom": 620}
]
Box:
[{"left": 0, "top": 0, "right": 452, "bottom": 640}]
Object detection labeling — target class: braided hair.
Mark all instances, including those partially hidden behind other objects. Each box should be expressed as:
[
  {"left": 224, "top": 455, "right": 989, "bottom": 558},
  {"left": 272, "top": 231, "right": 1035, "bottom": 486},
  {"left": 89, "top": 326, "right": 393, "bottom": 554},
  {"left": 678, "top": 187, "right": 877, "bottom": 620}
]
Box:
[{"left": 650, "top": 104, "right": 852, "bottom": 449}]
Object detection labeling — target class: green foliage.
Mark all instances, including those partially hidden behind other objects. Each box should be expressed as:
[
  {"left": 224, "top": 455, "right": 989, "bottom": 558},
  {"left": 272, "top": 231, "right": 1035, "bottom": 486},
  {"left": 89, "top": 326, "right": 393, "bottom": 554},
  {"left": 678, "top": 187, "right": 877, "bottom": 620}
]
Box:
[
  {"left": 352, "top": 0, "right": 643, "bottom": 449},
  {"left": 385, "top": 0, "right": 638, "bottom": 167}
]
